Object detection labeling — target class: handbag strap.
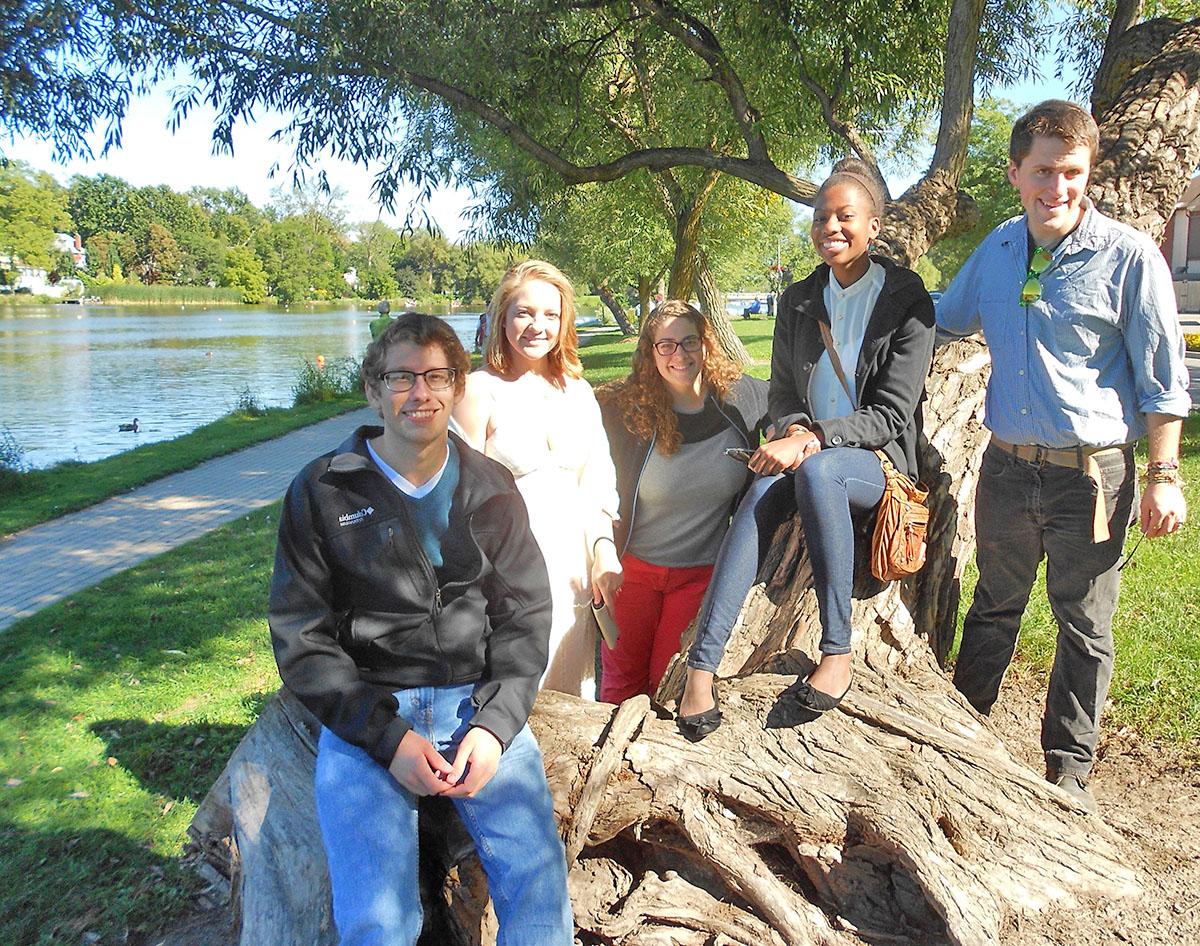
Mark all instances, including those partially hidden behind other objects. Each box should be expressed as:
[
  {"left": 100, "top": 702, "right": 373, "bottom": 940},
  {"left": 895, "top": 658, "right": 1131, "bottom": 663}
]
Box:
[
  {"left": 818, "top": 319, "right": 893, "bottom": 473},
  {"left": 817, "top": 319, "right": 857, "bottom": 410}
]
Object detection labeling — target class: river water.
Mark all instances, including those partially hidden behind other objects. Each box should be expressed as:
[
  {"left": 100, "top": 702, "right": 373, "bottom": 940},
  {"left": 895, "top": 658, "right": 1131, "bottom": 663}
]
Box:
[{"left": 0, "top": 303, "right": 494, "bottom": 469}]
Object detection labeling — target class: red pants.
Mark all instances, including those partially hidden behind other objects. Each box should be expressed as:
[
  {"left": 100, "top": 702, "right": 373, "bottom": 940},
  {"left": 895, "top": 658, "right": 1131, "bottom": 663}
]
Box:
[{"left": 600, "top": 553, "right": 714, "bottom": 703}]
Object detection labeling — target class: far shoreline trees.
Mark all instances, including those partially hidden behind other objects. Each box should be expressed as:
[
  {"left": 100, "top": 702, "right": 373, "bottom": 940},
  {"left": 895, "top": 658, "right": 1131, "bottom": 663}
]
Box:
[{"left": 2, "top": 163, "right": 811, "bottom": 312}]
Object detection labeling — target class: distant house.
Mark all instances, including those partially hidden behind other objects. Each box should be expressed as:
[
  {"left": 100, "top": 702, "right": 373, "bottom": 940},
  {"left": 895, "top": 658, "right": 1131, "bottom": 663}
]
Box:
[
  {"left": 1162, "top": 175, "right": 1200, "bottom": 313},
  {"left": 0, "top": 259, "right": 83, "bottom": 298},
  {"left": 0, "top": 233, "right": 87, "bottom": 298},
  {"left": 51, "top": 233, "right": 88, "bottom": 270}
]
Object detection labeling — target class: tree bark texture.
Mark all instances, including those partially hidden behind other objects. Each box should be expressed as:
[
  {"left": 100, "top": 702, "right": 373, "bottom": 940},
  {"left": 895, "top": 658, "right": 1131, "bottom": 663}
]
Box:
[
  {"left": 1089, "top": 19, "right": 1200, "bottom": 242},
  {"left": 694, "top": 249, "right": 752, "bottom": 365}
]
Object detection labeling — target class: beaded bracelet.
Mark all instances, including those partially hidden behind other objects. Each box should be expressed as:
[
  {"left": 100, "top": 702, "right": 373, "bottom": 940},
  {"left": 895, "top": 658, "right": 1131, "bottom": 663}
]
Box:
[{"left": 1141, "top": 467, "right": 1183, "bottom": 487}]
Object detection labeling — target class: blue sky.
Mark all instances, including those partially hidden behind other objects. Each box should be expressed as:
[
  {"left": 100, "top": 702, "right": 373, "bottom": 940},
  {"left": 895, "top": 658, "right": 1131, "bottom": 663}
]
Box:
[{"left": 3, "top": 72, "right": 1072, "bottom": 242}]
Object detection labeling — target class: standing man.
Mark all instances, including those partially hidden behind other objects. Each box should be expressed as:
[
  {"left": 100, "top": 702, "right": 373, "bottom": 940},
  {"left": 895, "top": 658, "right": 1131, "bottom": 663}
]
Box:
[
  {"left": 937, "top": 100, "right": 1190, "bottom": 814},
  {"left": 268, "top": 313, "right": 574, "bottom": 944}
]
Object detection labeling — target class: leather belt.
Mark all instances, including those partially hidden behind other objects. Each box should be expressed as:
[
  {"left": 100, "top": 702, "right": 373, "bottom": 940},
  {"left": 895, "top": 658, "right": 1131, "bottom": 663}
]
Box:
[{"left": 989, "top": 436, "right": 1131, "bottom": 543}]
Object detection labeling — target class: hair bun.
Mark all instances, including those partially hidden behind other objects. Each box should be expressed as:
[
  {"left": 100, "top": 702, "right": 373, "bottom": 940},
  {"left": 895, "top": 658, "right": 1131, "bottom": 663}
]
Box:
[{"left": 821, "top": 158, "right": 885, "bottom": 217}]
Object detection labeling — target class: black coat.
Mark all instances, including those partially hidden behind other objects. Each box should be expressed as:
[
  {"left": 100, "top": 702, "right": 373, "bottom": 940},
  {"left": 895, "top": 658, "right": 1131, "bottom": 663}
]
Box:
[
  {"left": 599, "top": 375, "right": 770, "bottom": 557},
  {"left": 770, "top": 257, "right": 935, "bottom": 481},
  {"left": 268, "top": 427, "right": 553, "bottom": 767}
]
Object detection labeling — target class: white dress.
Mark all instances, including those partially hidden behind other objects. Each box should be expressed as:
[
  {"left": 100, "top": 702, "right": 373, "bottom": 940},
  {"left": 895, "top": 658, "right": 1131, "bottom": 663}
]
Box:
[{"left": 465, "top": 370, "right": 619, "bottom": 699}]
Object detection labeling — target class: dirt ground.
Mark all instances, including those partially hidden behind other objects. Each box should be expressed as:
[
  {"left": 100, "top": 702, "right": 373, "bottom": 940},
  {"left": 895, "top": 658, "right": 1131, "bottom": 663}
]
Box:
[
  {"left": 987, "top": 663, "right": 1200, "bottom": 946},
  {"left": 154, "top": 663, "right": 1200, "bottom": 946}
]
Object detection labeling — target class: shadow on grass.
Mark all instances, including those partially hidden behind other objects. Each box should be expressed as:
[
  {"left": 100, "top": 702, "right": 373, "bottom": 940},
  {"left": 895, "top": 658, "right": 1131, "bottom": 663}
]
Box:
[
  {"left": 89, "top": 719, "right": 251, "bottom": 804},
  {"left": 0, "top": 820, "right": 209, "bottom": 946}
]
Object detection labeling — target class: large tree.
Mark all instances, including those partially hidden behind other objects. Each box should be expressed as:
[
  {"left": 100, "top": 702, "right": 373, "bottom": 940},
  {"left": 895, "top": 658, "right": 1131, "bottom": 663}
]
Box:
[{"left": 924, "top": 99, "right": 1024, "bottom": 286}]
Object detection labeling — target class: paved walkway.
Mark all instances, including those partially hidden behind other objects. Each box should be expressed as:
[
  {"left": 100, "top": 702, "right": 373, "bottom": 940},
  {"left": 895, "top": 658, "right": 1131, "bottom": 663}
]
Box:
[{"left": 0, "top": 408, "right": 376, "bottom": 632}]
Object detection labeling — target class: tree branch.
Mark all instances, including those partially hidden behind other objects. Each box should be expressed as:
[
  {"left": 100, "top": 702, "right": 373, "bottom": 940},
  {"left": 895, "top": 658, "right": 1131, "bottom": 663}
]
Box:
[
  {"left": 630, "top": 0, "right": 770, "bottom": 162},
  {"left": 766, "top": 3, "right": 883, "bottom": 180},
  {"left": 926, "top": 0, "right": 986, "bottom": 186}
]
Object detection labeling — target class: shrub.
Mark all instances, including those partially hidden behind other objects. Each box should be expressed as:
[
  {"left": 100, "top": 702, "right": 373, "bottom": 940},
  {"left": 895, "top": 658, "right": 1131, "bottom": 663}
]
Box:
[
  {"left": 0, "top": 425, "right": 29, "bottom": 495},
  {"left": 231, "top": 386, "right": 267, "bottom": 417},
  {"left": 291, "top": 356, "right": 362, "bottom": 405},
  {"left": 87, "top": 284, "right": 242, "bottom": 304}
]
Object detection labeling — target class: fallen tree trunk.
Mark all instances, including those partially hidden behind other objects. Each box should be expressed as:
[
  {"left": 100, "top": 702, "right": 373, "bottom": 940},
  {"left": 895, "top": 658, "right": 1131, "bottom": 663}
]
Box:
[{"left": 188, "top": 664, "right": 1140, "bottom": 946}]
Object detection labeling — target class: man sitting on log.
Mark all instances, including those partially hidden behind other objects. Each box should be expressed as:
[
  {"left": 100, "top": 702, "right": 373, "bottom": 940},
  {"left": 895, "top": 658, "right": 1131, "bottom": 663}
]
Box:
[
  {"left": 936, "top": 99, "right": 1190, "bottom": 815},
  {"left": 267, "top": 312, "right": 574, "bottom": 945}
]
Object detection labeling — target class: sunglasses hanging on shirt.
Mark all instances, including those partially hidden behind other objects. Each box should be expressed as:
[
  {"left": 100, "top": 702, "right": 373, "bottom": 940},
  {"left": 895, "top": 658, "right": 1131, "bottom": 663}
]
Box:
[{"left": 1020, "top": 245, "right": 1053, "bottom": 306}]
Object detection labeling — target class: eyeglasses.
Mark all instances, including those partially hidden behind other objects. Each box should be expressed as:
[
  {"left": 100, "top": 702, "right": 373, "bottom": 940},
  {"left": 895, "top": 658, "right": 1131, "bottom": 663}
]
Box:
[
  {"left": 653, "top": 335, "right": 703, "bottom": 356},
  {"left": 378, "top": 368, "right": 457, "bottom": 393},
  {"left": 1019, "top": 245, "right": 1053, "bottom": 305}
]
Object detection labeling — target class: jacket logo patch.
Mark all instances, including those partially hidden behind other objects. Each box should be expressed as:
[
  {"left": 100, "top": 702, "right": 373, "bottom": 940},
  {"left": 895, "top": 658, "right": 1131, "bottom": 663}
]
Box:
[{"left": 338, "top": 506, "right": 375, "bottom": 526}]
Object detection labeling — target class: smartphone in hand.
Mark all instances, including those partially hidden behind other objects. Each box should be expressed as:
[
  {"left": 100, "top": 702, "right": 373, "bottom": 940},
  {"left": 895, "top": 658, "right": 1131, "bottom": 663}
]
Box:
[
  {"left": 592, "top": 602, "right": 620, "bottom": 648},
  {"left": 724, "top": 447, "right": 754, "bottom": 465}
]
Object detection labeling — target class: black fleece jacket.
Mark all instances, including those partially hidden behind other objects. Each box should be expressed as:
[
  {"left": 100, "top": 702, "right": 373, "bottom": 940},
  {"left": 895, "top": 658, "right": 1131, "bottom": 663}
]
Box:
[
  {"left": 268, "top": 427, "right": 553, "bottom": 768},
  {"left": 770, "top": 257, "right": 936, "bottom": 480}
]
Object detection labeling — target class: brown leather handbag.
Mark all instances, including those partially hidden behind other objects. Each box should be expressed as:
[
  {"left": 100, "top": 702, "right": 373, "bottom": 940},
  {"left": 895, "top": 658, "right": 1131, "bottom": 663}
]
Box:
[
  {"left": 870, "top": 450, "right": 929, "bottom": 580},
  {"left": 817, "top": 321, "right": 929, "bottom": 581}
]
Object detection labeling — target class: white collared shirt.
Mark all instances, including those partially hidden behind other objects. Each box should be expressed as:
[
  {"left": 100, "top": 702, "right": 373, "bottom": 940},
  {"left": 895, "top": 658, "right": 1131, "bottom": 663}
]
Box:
[{"left": 810, "top": 260, "right": 885, "bottom": 421}]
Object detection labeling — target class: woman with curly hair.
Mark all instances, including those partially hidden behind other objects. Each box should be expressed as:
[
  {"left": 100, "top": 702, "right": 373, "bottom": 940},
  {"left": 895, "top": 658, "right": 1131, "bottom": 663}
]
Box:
[
  {"left": 454, "top": 260, "right": 621, "bottom": 700},
  {"left": 597, "top": 300, "right": 769, "bottom": 703}
]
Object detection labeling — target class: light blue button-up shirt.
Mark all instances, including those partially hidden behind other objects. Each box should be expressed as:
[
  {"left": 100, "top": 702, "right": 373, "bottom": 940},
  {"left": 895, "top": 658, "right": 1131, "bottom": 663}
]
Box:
[{"left": 936, "top": 202, "right": 1191, "bottom": 448}]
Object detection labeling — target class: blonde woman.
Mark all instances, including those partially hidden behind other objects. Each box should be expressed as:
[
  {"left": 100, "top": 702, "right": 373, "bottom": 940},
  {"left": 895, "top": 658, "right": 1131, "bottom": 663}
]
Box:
[{"left": 454, "top": 260, "right": 621, "bottom": 699}]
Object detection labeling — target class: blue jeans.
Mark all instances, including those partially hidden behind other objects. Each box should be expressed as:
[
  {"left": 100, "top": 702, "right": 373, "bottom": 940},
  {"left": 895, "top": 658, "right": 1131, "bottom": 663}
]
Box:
[
  {"left": 953, "top": 444, "right": 1135, "bottom": 777},
  {"left": 688, "top": 447, "right": 885, "bottom": 671},
  {"left": 314, "top": 683, "right": 573, "bottom": 946}
]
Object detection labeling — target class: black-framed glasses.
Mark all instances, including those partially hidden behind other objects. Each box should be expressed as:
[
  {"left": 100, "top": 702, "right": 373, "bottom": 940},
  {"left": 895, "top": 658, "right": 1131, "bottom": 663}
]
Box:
[
  {"left": 1019, "top": 245, "right": 1053, "bottom": 306},
  {"left": 653, "top": 335, "right": 703, "bottom": 356},
  {"left": 378, "top": 368, "right": 458, "bottom": 393}
]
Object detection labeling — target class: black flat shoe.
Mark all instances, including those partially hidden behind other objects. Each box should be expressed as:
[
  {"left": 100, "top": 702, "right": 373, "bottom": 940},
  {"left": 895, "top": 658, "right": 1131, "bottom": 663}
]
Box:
[
  {"left": 789, "top": 676, "right": 851, "bottom": 724},
  {"left": 676, "top": 685, "right": 722, "bottom": 742}
]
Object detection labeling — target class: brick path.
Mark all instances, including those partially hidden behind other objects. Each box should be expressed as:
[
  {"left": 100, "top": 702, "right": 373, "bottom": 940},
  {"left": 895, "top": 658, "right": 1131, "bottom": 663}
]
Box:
[{"left": 0, "top": 408, "right": 376, "bottom": 632}]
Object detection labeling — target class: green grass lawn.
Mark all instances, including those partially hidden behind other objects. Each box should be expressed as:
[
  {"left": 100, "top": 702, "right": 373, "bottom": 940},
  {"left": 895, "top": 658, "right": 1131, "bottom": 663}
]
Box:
[
  {"left": 0, "top": 317, "right": 1195, "bottom": 943},
  {"left": 577, "top": 319, "right": 774, "bottom": 384},
  {"left": 953, "top": 412, "right": 1200, "bottom": 746},
  {"left": 0, "top": 396, "right": 365, "bottom": 537},
  {"left": 0, "top": 509, "right": 281, "bottom": 945}
]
